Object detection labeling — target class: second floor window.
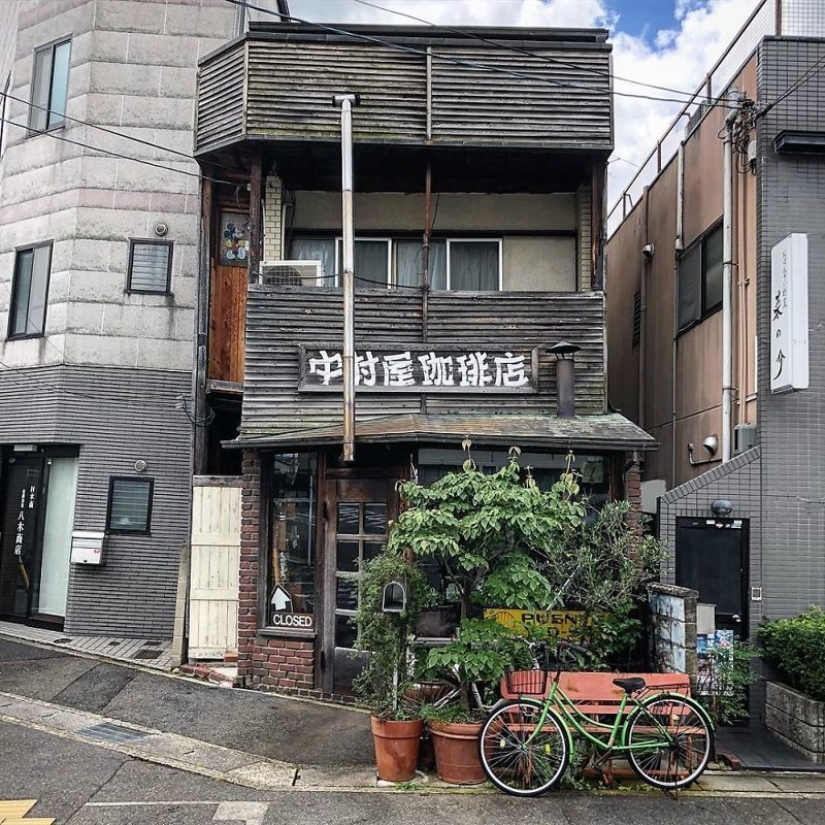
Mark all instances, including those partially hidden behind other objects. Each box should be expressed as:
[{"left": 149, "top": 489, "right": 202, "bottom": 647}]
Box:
[
  {"left": 29, "top": 38, "right": 71, "bottom": 132},
  {"left": 8, "top": 242, "right": 52, "bottom": 339},
  {"left": 128, "top": 240, "right": 173, "bottom": 293},
  {"left": 678, "top": 223, "right": 723, "bottom": 332},
  {"left": 288, "top": 237, "right": 502, "bottom": 290}
]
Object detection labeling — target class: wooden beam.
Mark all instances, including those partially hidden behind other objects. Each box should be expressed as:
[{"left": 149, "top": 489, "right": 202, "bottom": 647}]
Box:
[{"left": 248, "top": 152, "right": 263, "bottom": 284}]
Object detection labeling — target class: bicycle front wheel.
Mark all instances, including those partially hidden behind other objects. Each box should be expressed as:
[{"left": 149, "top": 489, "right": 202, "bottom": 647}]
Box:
[
  {"left": 479, "top": 699, "right": 569, "bottom": 797},
  {"left": 626, "top": 695, "right": 713, "bottom": 790}
]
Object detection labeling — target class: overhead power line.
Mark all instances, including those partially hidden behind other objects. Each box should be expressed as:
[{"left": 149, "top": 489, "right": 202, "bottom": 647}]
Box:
[{"left": 223, "top": 0, "right": 736, "bottom": 110}]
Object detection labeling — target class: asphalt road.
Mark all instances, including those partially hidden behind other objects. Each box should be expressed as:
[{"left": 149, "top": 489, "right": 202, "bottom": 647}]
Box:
[{"left": 2, "top": 720, "right": 824, "bottom": 825}]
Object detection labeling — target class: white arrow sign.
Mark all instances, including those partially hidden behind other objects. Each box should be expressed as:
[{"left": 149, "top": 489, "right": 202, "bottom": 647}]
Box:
[{"left": 271, "top": 585, "right": 293, "bottom": 612}]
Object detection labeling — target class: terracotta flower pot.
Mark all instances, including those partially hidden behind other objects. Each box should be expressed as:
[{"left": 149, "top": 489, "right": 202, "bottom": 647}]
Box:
[
  {"left": 429, "top": 720, "right": 486, "bottom": 785},
  {"left": 370, "top": 716, "right": 424, "bottom": 782}
]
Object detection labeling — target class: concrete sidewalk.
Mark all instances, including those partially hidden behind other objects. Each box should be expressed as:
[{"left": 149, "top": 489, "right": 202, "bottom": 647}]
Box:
[{"left": 2, "top": 632, "right": 825, "bottom": 797}]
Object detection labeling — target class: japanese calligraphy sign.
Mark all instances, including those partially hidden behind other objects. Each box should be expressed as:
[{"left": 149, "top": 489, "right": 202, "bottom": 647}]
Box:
[
  {"left": 770, "top": 234, "right": 809, "bottom": 394},
  {"left": 299, "top": 345, "right": 539, "bottom": 393}
]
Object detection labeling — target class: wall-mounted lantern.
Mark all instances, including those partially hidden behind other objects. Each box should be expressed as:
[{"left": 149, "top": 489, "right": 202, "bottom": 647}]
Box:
[
  {"left": 382, "top": 579, "right": 408, "bottom": 613},
  {"left": 710, "top": 499, "right": 734, "bottom": 517}
]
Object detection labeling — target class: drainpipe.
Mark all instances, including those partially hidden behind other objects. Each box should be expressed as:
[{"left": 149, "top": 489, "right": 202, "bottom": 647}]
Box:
[
  {"left": 638, "top": 187, "right": 650, "bottom": 431},
  {"left": 334, "top": 93, "right": 359, "bottom": 463},
  {"left": 672, "top": 141, "right": 685, "bottom": 485},
  {"left": 722, "top": 90, "right": 740, "bottom": 463}
]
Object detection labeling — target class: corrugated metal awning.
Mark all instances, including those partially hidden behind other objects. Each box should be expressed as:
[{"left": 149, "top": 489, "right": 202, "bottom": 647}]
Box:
[{"left": 228, "top": 413, "right": 657, "bottom": 452}]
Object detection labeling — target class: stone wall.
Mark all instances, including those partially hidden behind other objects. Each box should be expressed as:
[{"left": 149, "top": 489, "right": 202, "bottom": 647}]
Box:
[
  {"left": 766, "top": 681, "right": 825, "bottom": 763},
  {"left": 648, "top": 583, "right": 698, "bottom": 682}
]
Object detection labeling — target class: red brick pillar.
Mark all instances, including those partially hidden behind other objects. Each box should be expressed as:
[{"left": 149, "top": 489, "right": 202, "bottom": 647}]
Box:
[
  {"left": 624, "top": 451, "right": 643, "bottom": 531},
  {"left": 238, "top": 449, "right": 261, "bottom": 678}
]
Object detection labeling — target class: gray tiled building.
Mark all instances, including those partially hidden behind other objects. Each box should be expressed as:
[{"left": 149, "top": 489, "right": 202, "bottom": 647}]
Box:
[
  {"left": 607, "top": 2, "right": 825, "bottom": 724},
  {"left": 0, "top": 0, "right": 243, "bottom": 638}
]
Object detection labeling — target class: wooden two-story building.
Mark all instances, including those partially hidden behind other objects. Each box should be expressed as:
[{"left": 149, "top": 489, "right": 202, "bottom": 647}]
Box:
[{"left": 193, "top": 22, "right": 655, "bottom": 697}]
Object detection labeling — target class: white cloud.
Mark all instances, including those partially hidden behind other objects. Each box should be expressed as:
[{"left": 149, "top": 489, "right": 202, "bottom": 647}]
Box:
[{"left": 287, "top": 0, "right": 762, "bottom": 203}]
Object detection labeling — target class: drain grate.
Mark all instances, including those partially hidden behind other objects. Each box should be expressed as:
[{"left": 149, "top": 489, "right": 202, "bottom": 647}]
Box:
[
  {"left": 53, "top": 637, "right": 72, "bottom": 644},
  {"left": 133, "top": 649, "right": 163, "bottom": 660},
  {"left": 79, "top": 722, "right": 150, "bottom": 744}
]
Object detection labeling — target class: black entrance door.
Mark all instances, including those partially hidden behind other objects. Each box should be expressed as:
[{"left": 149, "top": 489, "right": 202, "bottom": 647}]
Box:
[
  {"left": 0, "top": 454, "right": 46, "bottom": 620},
  {"left": 675, "top": 517, "right": 749, "bottom": 636},
  {"left": 320, "top": 475, "right": 398, "bottom": 695}
]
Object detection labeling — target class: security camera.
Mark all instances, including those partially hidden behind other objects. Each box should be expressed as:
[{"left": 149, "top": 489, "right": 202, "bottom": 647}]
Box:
[{"left": 641, "top": 243, "right": 655, "bottom": 260}]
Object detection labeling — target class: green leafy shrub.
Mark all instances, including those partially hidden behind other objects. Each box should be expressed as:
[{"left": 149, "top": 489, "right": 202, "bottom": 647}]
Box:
[
  {"left": 352, "top": 550, "right": 436, "bottom": 719},
  {"left": 697, "top": 639, "right": 758, "bottom": 726},
  {"left": 758, "top": 608, "right": 825, "bottom": 701}
]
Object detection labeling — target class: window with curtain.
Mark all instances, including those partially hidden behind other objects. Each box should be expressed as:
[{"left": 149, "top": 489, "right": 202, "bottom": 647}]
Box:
[
  {"left": 448, "top": 240, "right": 500, "bottom": 290},
  {"left": 289, "top": 237, "right": 335, "bottom": 286},
  {"left": 29, "top": 38, "right": 71, "bottom": 132},
  {"left": 128, "top": 240, "right": 173, "bottom": 293},
  {"left": 287, "top": 236, "right": 500, "bottom": 291},
  {"left": 106, "top": 478, "right": 154, "bottom": 534},
  {"left": 678, "top": 223, "right": 723, "bottom": 332},
  {"left": 8, "top": 242, "right": 52, "bottom": 338}
]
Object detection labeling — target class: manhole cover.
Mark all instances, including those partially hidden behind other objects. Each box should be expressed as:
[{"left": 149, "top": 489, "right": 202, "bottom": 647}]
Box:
[
  {"left": 133, "top": 649, "right": 163, "bottom": 660},
  {"left": 79, "top": 722, "right": 150, "bottom": 744}
]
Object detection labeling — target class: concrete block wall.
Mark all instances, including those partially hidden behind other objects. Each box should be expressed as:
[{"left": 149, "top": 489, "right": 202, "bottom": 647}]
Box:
[{"left": 0, "top": 0, "right": 236, "bottom": 372}]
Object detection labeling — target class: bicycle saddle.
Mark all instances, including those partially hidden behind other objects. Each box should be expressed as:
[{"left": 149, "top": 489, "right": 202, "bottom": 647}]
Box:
[{"left": 613, "top": 677, "right": 646, "bottom": 694}]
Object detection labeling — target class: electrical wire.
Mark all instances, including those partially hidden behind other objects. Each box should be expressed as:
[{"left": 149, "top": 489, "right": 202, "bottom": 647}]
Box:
[
  {"left": 756, "top": 53, "right": 825, "bottom": 118},
  {"left": 3, "top": 90, "right": 243, "bottom": 177},
  {"left": 224, "top": 0, "right": 736, "bottom": 110},
  {"left": 0, "top": 115, "right": 239, "bottom": 188},
  {"left": 348, "top": 0, "right": 710, "bottom": 103}
]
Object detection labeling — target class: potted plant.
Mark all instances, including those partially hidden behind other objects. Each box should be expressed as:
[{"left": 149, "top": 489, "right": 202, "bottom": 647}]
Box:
[
  {"left": 353, "top": 549, "right": 436, "bottom": 782},
  {"left": 387, "top": 451, "right": 574, "bottom": 783}
]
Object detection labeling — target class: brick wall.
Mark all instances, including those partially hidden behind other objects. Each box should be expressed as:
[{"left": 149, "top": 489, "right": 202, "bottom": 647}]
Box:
[
  {"left": 263, "top": 175, "right": 283, "bottom": 261},
  {"left": 238, "top": 449, "right": 316, "bottom": 693}
]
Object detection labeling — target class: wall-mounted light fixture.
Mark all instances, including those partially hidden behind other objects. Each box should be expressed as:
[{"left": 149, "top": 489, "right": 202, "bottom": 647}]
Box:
[
  {"left": 688, "top": 434, "right": 721, "bottom": 466},
  {"left": 711, "top": 499, "right": 734, "bottom": 517}
]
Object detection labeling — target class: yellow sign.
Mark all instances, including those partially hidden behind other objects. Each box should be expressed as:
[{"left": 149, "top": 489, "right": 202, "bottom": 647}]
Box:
[{"left": 484, "top": 608, "right": 598, "bottom": 639}]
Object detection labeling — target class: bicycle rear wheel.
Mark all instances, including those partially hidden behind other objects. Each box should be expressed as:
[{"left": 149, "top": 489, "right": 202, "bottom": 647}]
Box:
[
  {"left": 479, "top": 699, "right": 569, "bottom": 797},
  {"left": 626, "top": 695, "right": 713, "bottom": 790}
]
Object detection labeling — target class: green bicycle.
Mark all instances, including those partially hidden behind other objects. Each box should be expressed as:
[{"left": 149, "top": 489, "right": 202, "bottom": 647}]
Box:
[{"left": 479, "top": 641, "right": 714, "bottom": 796}]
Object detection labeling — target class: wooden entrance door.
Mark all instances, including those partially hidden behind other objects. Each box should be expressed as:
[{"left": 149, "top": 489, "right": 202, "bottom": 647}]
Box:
[{"left": 320, "top": 476, "right": 399, "bottom": 695}]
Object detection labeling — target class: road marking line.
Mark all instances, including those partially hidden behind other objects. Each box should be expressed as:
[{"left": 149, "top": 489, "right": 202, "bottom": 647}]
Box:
[
  {"left": 214, "top": 802, "right": 269, "bottom": 825},
  {"left": 0, "top": 801, "right": 36, "bottom": 818}
]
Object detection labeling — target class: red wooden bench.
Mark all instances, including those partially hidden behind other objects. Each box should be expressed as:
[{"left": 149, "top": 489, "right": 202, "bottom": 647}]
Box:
[{"left": 500, "top": 671, "right": 692, "bottom": 734}]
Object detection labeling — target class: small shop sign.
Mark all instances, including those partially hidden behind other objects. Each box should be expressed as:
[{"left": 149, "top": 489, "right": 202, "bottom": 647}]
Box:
[
  {"left": 484, "top": 608, "right": 599, "bottom": 639},
  {"left": 270, "top": 584, "right": 315, "bottom": 630},
  {"left": 299, "top": 345, "right": 539, "bottom": 393}
]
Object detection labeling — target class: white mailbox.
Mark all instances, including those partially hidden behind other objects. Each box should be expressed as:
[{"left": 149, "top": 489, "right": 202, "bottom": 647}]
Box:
[{"left": 71, "top": 531, "right": 106, "bottom": 565}]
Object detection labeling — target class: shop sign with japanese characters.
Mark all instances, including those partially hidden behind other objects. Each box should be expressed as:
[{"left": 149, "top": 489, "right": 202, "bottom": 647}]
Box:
[
  {"left": 299, "top": 345, "right": 539, "bottom": 393},
  {"left": 770, "top": 233, "right": 809, "bottom": 394}
]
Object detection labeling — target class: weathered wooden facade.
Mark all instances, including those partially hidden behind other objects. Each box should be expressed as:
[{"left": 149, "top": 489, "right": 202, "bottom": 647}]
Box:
[{"left": 193, "top": 23, "right": 654, "bottom": 696}]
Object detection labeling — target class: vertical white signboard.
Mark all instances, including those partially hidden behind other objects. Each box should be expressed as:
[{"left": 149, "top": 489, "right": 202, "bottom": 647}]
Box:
[{"left": 770, "top": 233, "right": 809, "bottom": 394}]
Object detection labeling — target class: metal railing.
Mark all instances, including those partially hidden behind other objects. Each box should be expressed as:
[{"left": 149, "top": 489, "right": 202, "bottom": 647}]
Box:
[{"left": 607, "top": 0, "right": 821, "bottom": 237}]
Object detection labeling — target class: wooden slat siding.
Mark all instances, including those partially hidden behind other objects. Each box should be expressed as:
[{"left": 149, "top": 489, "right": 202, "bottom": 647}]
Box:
[
  {"left": 196, "top": 35, "right": 611, "bottom": 153},
  {"left": 431, "top": 48, "right": 611, "bottom": 146},
  {"left": 195, "top": 42, "right": 246, "bottom": 153},
  {"left": 209, "top": 264, "right": 247, "bottom": 384},
  {"left": 241, "top": 287, "right": 605, "bottom": 436},
  {"left": 245, "top": 41, "right": 427, "bottom": 141}
]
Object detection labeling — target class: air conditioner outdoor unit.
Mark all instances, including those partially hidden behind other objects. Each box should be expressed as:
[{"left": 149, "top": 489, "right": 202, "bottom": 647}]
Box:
[
  {"left": 259, "top": 260, "right": 324, "bottom": 287},
  {"left": 733, "top": 423, "right": 757, "bottom": 455}
]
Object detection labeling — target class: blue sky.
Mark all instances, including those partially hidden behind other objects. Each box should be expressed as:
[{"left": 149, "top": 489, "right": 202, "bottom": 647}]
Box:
[{"left": 608, "top": 0, "right": 680, "bottom": 41}]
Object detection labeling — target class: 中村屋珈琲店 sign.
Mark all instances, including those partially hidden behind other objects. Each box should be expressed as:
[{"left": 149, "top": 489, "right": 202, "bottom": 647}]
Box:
[{"left": 299, "top": 345, "right": 539, "bottom": 393}]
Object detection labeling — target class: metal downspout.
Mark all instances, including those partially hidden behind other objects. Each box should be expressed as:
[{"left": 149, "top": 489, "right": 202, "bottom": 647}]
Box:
[
  {"left": 722, "top": 91, "right": 740, "bottom": 463},
  {"left": 334, "top": 94, "right": 358, "bottom": 462}
]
